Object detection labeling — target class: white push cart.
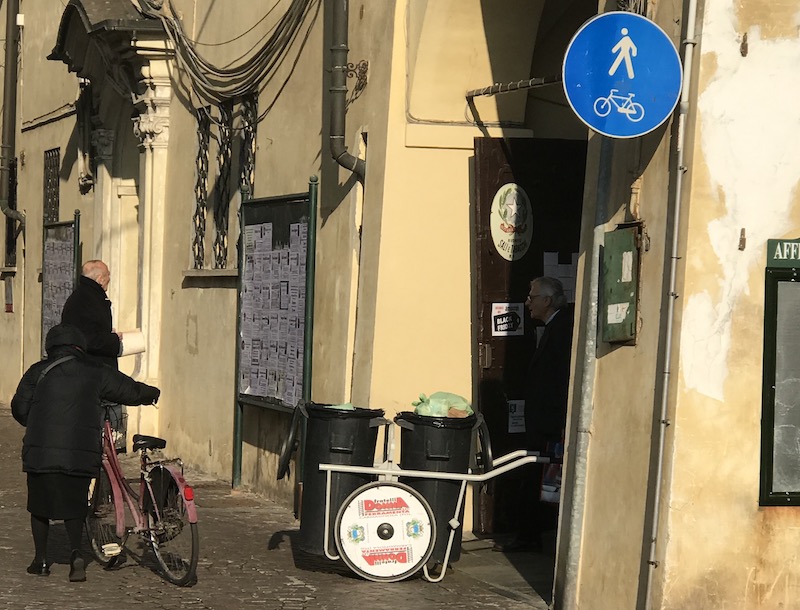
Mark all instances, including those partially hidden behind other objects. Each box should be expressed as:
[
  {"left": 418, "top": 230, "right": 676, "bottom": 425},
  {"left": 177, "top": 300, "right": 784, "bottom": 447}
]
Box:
[{"left": 318, "top": 419, "right": 556, "bottom": 583}]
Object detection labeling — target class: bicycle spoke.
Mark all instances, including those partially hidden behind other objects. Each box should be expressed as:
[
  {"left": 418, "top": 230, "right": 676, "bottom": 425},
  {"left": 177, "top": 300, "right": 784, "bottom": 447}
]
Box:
[
  {"left": 148, "top": 472, "right": 199, "bottom": 586},
  {"left": 85, "top": 467, "right": 123, "bottom": 567}
]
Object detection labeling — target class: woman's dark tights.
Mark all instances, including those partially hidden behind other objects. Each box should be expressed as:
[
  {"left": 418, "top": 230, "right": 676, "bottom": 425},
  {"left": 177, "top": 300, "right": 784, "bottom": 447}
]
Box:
[{"left": 31, "top": 515, "right": 84, "bottom": 561}]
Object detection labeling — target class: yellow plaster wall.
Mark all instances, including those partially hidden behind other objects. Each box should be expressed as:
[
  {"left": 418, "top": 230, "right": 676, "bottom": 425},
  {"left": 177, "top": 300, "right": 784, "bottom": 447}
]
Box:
[
  {"left": 155, "top": 0, "right": 398, "bottom": 502},
  {"left": 655, "top": 1, "right": 800, "bottom": 608},
  {"left": 571, "top": 130, "right": 674, "bottom": 609},
  {"left": 565, "top": 4, "right": 684, "bottom": 607},
  {"left": 7, "top": 0, "right": 91, "bottom": 395}
]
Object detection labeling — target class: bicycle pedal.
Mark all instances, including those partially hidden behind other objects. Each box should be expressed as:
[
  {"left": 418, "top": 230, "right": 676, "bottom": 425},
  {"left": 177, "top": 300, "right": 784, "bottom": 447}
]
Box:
[{"left": 102, "top": 543, "right": 122, "bottom": 556}]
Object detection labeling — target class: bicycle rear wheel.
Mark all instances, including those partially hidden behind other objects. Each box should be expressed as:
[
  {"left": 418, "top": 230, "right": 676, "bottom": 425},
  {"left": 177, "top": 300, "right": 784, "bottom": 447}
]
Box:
[
  {"left": 148, "top": 472, "right": 199, "bottom": 586},
  {"left": 85, "top": 466, "right": 123, "bottom": 567}
]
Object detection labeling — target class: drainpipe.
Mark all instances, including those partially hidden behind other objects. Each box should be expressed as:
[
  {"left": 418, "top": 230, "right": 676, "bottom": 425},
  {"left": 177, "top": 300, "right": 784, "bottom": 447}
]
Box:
[
  {"left": 330, "top": 0, "right": 365, "bottom": 182},
  {"left": 0, "top": 0, "right": 24, "bottom": 228},
  {"left": 644, "top": 1, "right": 700, "bottom": 608}
]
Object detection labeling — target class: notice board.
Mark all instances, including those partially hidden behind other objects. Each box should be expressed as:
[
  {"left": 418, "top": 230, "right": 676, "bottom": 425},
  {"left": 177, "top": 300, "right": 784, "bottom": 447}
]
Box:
[
  {"left": 41, "top": 215, "right": 80, "bottom": 355},
  {"left": 236, "top": 185, "right": 316, "bottom": 412}
]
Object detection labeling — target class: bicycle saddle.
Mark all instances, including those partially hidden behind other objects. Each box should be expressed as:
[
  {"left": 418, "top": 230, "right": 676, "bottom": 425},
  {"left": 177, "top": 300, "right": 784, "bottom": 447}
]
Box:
[{"left": 132, "top": 434, "right": 167, "bottom": 451}]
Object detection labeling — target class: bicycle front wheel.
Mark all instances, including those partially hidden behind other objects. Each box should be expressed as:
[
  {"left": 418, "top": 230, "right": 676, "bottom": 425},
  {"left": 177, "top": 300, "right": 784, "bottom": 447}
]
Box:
[
  {"left": 593, "top": 96, "right": 611, "bottom": 117},
  {"left": 148, "top": 472, "right": 199, "bottom": 586},
  {"left": 86, "top": 465, "right": 123, "bottom": 567}
]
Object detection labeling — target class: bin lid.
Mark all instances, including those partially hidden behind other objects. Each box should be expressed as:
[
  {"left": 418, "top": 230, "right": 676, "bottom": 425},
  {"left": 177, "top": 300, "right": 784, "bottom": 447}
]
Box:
[
  {"left": 304, "top": 402, "right": 384, "bottom": 419},
  {"left": 395, "top": 411, "right": 477, "bottom": 429}
]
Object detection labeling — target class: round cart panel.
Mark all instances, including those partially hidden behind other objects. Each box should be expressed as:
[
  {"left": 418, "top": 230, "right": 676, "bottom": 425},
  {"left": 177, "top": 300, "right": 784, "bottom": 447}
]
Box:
[{"left": 335, "top": 481, "right": 436, "bottom": 582}]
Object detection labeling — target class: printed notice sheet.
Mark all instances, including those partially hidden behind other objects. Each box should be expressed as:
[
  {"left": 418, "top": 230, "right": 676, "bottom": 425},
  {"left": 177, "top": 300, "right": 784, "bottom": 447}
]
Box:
[
  {"left": 41, "top": 226, "right": 76, "bottom": 354},
  {"left": 239, "top": 221, "right": 307, "bottom": 407}
]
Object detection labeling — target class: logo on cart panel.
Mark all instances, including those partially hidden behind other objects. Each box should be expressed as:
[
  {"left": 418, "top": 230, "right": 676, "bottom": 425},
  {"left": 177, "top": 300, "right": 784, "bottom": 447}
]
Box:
[
  {"left": 362, "top": 545, "right": 414, "bottom": 566},
  {"left": 490, "top": 183, "right": 532, "bottom": 262},
  {"left": 358, "top": 497, "right": 411, "bottom": 517},
  {"left": 406, "top": 519, "right": 425, "bottom": 538},
  {"left": 345, "top": 524, "right": 366, "bottom": 544}
]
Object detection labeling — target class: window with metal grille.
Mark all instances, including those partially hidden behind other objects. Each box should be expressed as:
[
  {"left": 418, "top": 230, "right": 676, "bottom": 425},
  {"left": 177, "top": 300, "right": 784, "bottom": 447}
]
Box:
[
  {"left": 192, "top": 95, "right": 258, "bottom": 270},
  {"left": 43, "top": 148, "right": 60, "bottom": 224}
]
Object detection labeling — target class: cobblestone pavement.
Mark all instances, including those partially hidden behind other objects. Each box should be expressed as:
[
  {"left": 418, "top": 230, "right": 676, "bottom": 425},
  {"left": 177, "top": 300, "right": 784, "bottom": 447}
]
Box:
[{"left": 0, "top": 408, "right": 545, "bottom": 609}]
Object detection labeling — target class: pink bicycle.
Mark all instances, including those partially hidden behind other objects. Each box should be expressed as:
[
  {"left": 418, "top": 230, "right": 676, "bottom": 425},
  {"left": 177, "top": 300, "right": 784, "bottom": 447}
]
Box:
[{"left": 85, "top": 406, "right": 199, "bottom": 586}]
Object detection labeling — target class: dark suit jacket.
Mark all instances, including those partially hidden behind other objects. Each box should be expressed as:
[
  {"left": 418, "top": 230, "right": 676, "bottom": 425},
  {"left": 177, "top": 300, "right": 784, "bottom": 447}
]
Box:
[
  {"left": 524, "top": 306, "right": 574, "bottom": 449},
  {"left": 61, "top": 276, "right": 121, "bottom": 370}
]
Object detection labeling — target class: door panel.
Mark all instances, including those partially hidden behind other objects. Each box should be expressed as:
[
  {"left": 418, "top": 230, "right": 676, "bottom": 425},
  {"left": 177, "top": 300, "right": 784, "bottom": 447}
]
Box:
[{"left": 473, "top": 137, "right": 586, "bottom": 533}]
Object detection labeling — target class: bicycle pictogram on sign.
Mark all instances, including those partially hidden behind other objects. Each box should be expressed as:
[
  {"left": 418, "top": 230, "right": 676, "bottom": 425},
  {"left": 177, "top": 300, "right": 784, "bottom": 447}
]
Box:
[{"left": 593, "top": 89, "right": 645, "bottom": 122}]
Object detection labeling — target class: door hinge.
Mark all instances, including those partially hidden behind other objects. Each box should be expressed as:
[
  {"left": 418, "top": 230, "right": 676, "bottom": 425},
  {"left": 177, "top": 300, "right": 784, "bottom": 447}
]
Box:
[{"left": 479, "top": 343, "right": 493, "bottom": 369}]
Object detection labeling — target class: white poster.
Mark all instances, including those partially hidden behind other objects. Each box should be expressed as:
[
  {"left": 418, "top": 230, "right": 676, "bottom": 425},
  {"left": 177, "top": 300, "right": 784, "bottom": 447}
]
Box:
[
  {"left": 491, "top": 303, "right": 525, "bottom": 337},
  {"left": 508, "top": 399, "right": 525, "bottom": 433}
]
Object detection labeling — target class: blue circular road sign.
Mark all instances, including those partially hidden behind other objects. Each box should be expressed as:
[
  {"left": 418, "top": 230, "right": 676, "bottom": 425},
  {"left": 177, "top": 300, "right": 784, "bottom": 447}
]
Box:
[{"left": 562, "top": 12, "right": 682, "bottom": 139}]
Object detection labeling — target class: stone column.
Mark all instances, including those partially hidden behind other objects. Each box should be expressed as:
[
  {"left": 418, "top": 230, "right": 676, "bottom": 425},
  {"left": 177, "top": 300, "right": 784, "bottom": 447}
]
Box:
[{"left": 132, "top": 63, "right": 171, "bottom": 388}]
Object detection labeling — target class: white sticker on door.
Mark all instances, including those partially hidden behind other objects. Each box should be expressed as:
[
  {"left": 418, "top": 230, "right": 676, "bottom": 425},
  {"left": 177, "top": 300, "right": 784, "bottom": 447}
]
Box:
[{"left": 490, "top": 183, "right": 533, "bottom": 262}]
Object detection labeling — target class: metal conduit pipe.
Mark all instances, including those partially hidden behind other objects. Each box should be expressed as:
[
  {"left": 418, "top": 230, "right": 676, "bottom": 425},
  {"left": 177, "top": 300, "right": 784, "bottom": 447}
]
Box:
[
  {"left": 644, "top": 1, "right": 700, "bottom": 607},
  {"left": 1, "top": 0, "right": 24, "bottom": 227},
  {"left": 558, "top": 136, "right": 614, "bottom": 610},
  {"left": 330, "top": 0, "right": 365, "bottom": 182}
]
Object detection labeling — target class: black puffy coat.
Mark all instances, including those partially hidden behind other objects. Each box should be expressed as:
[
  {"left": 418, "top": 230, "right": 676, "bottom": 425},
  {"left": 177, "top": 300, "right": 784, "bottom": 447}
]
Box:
[{"left": 11, "top": 345, "right": 159, "bottom": 476}]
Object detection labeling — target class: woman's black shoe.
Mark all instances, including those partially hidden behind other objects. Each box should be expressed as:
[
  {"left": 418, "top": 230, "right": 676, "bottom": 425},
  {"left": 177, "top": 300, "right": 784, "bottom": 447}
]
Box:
[
  {"left": 68, "top": 550, "right": 86, "bottom": 582},
  {"left": 26, "top": 560, "right": 50, "bottom": 576}
]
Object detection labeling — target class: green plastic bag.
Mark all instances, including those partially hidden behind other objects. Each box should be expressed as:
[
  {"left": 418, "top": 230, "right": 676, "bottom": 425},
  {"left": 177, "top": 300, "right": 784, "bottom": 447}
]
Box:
[
  {"left": 412, "top": 392, "right": 473, "bottom": 418},
  {"left": 324, "top": 402, "right": 355, "bottom": 411}
]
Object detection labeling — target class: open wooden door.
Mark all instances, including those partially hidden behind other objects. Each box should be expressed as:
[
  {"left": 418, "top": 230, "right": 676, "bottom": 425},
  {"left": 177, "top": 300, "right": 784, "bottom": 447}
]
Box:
[{"left": 473, "top": 137, "right": 586, "bottom": 533}]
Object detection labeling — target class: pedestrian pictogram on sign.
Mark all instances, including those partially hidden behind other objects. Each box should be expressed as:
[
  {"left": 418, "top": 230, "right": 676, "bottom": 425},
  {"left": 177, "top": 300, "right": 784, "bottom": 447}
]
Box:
[
  {"left": 609, "top": 27, "right": 637, "bottom": 78},
  {"left": 562, "top": 12, "right": 682, "bottom": 139}
]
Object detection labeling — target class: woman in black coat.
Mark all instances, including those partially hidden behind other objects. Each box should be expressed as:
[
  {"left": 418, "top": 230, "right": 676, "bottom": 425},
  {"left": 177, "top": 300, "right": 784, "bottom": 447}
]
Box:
[{"left": 11, "top": 324, "right": 160, "bottom": 582}]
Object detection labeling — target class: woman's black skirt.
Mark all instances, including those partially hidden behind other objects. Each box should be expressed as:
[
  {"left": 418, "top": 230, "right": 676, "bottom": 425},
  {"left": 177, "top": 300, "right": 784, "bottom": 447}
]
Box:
[{"left": 27, "top": 473, "right": 92, "bottom": 520}]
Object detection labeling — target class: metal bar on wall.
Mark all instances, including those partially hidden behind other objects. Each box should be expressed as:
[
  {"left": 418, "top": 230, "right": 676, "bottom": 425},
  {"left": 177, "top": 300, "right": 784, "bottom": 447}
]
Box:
[
  {"left": 232, "top": 191, "right": 247, "bottom": 488},
  {"left": 73, "top": 209, "right": 80, "bottom": 287},
  {"left": 299, "top": 175, "right": 318, "bottom": 489}
]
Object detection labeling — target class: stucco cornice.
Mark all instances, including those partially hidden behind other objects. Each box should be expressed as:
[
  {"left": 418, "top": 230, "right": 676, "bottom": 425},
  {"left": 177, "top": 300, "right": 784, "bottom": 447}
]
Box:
[{"left": 48, "top": 0, "right": 168, "bottom": 98}]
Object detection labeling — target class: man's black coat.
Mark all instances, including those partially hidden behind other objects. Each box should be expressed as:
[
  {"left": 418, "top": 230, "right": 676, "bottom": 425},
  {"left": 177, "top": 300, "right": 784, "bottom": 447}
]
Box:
[
  {"left": 524, "top": 306, "right": 574, "bottom": 449},
  {"left": 61, "top": 276, "right": 121, "bottom": 369}
]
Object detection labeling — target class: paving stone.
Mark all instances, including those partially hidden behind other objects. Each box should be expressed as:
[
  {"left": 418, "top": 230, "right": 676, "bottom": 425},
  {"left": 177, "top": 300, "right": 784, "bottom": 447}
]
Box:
[{"left": 0, "top": 407, "right": 546, "bottom": 609}]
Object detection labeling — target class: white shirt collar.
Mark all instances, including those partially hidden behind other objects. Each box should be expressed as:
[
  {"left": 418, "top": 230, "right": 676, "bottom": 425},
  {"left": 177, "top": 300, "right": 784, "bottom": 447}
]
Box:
[{"left": 545, "top": 309, "right": 559, "bottom": 326}]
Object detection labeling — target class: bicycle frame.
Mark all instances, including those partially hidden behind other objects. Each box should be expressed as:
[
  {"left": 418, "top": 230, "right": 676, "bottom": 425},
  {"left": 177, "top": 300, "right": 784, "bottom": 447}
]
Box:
[
  {"left": 607, "top": 90, "right": 633, "bottom": 109},
  {"left": 99, "top": 417, "right": 198, "bottom": 541}
]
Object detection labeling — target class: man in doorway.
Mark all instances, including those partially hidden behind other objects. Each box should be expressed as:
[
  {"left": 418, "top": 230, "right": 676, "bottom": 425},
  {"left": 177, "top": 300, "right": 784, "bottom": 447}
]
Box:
[
  {"left": 61, "top": 260, "right": 127, "bottom": 450},
  {"left": 495, "top": 276, "right": 574, "bottom": 552}
]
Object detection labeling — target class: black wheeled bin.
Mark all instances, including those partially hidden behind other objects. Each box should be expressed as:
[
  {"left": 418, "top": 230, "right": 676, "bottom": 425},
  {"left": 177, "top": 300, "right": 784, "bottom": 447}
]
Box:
[
  {"left": 395, "top": 412, "right": 477, "bottom": 566},
  {"left": 298, "top": 403, "right": 386, "bottom": 555}
]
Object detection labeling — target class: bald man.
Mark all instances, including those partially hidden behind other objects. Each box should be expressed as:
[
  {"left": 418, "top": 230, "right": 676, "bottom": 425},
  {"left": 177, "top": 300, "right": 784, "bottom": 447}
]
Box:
[
  {"left": 61, "top": 260, "right": 127, "bottom": 450},
  {"left": 61, "top": 260, "right": 122, "bottom": 369}
]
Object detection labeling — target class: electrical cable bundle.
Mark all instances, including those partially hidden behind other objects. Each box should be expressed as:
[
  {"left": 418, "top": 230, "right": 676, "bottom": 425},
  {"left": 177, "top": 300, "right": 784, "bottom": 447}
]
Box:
[{"left": 135, "top": 0, "right": 321, "bottom": 123}]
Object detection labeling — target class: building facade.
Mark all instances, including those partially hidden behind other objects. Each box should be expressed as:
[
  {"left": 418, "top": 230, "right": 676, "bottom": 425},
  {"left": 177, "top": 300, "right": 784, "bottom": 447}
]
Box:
[{"left": 1, "top": 0, "right": 799, "bottom": 608}]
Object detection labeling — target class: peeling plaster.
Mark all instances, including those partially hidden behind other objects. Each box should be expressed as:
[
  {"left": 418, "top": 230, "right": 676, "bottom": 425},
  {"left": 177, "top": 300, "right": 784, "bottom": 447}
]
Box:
[{"left": 681, "top": 3, "right": 800, "bottom": 401}]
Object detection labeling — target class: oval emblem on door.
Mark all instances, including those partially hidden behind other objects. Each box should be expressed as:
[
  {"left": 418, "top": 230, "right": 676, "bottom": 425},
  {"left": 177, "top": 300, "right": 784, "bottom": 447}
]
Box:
[{"left": 490, "top": 183, "right": 532, "bottom": 261}]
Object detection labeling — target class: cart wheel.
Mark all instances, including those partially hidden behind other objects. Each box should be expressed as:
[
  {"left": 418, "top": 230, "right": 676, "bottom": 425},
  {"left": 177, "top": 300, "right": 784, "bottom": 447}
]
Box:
[
  {"left": 277, "top": 406, "right": 302, "bottom": 480},
  {"left": 476, "top": 414, "right": 494, "bottom": 473},
  {"left": 335, "top": 481, "right": 436, "bottom": 582}
]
